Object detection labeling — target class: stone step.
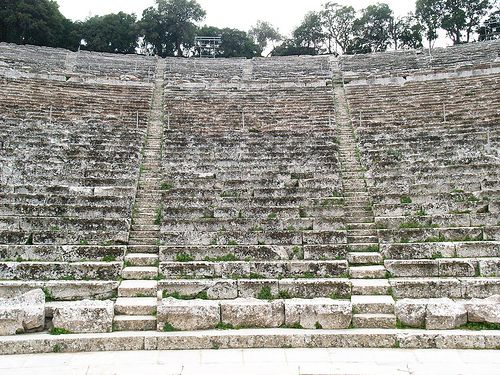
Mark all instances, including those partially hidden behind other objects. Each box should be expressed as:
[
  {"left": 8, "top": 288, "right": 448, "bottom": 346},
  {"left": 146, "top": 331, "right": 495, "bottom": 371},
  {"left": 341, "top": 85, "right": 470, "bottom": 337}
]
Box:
[
  {"left": 345, "top": 216, "right": 374, "bottom": 223},
  {"left": 133, "top": 213, "right": 156, "bottom": 218},
  {"left": 347, "top": 235, "right": 378, "bottom": 244},
  {"left": 351, "top": 314, "right": 396, "bottom": 329},
  {"left": 134, "top": 204, "right": 161, "bottom": 210},
  {"left": 131, "top": 225, "right": 160, "bottom": 232},
  {"left": 134, "top": 202, "right": 161, "bottom": 208},
  {"left": 347, "top": 223, "right": 376, "bottom": 230},
  {"left": 113, "top": 315, "right": 157, "bottom": 331},
  {"left": 127, "top": 245, "right": 159, "bottom": 254},
  {"left": 347, "top": 252, "right": 383, "bottom": 265},
  {"left": 344, "top": 191, "right": 369, "bottom": 197},
  {"left": 132, "top": 219, "right": 156, "bottom": 226},
  {"left": 160, "top": 260, "right": 348, "bottom": 279},
  {"left": 118, "top": 280, "right": 158, "bottom": 297},
  {"left": 347, "top": 229, "right": 377, "bottom": 237},
  {"left": 129, "top": 238, "right": 159, "bottom": 245},
  {"left": 349, "top": 265, "right": 387, "bottom": 279},
  {"left": 115, "top": 297, "right": 157, "bottom": 316},
  {"left": 129, "top": 231, "right": 159, "bottom": 239},
  {"left": 136, "top": 193, "right": 162, "bottom": 199},
  {"left": 344, "top": 197, "right": 371, "bottom": 204},
  {"left": 122, "top": 266, "right": 158, "bottom": 280},
  {"left": 351, "top": 279, "right": 391, "bottom": 295},
  {"left": 125, "top": 253, "right": 159, "bottom": 267},
  {"left": 348, "top": 243, "right": 379, "bottom": 251},
  {"left": 352, "top": 295, "right": 394, "bottom": 314}
]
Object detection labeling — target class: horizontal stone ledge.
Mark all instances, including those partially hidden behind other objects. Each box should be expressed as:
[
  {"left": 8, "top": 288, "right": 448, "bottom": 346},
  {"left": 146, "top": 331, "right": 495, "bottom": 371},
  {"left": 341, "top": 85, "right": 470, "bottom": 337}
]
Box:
[{"left": 1, "top": 329, "right": 499, "bottom": 354}]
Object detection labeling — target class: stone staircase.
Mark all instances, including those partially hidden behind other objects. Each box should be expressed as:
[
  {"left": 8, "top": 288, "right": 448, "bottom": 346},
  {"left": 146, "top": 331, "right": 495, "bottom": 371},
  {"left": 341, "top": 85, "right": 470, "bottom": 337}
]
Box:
[
  {"left": 332, "top": 82, "right": 396, "bottom": 329},
  {"left": 113, "top": 58, "right": 166, "bottom": 331}
]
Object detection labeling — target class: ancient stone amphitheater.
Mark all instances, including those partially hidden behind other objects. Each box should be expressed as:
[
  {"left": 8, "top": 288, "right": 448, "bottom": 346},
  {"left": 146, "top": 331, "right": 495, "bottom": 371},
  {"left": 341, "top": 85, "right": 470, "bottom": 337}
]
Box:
[{"left": 0, "top": 40, "right": 499, "bottom": 354}]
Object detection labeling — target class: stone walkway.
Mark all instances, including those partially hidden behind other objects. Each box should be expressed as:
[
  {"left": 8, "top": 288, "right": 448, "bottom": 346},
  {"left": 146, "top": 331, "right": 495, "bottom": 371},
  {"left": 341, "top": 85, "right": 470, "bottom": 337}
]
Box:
[{"left": 0, "top": 348, "right": 498, "bottom": 375}]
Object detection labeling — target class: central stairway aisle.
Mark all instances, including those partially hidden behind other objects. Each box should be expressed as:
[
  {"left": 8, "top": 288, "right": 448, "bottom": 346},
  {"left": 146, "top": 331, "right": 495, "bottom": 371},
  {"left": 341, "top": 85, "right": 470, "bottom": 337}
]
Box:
[
  {"left": 113, "top": 58, "right": 166, "bottom": 331},
  {"left": 331, "top": 59, "right": 396, "bottom": 328}
]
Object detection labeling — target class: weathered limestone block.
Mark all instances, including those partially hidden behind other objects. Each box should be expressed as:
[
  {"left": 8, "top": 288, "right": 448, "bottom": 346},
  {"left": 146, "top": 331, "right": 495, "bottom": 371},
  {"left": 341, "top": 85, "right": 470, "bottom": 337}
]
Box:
[
  {"left": 159, "top": 279, "right": 237, "bottom": 299},
  {"left": 284, "top": 298, "right": 352, "bottom": 329},
  {"left": 463, "top": 295, "right": 500, "bottom": 323},
  {"left": 395, "top": 299, "right": 428, "bottom": 328},
  {"left": 220, "top": 298, "right": 284, "bottom": 328},
  {"left": 157, "top": 298, "right": 220, "bottom": 331},
  {"left": 438, "top": 259, "right": 477, "bottom": 277},
  {"left": 389, "top": 278, "right": 463, "bottom": 299},
  {"left": 237, "top": 279, "right": 279, "bottom": 298},
  {"left": 426, "top": 299, "right": 467, "bottom": 330},
  {"left": 278, "top": 278, "right": 351, "bottom": 299},
  {"left": 463, "top": 278, "right": 500, "bottom": 298},
  {"left": 52, "top": 300, "right": 114, "bottom": 333},
  {"left": 385, "top": 260, "right": 439, "bottom": 277},
  {"left": 478, "top": 259, "right": 500, "bottom": 277},
  {"left": 0, "top": 289, "right": 45, "bottom": 335}
]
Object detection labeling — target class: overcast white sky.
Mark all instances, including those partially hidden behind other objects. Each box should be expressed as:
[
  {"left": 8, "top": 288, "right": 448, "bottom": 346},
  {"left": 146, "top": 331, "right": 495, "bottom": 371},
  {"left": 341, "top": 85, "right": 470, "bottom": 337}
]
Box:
[
  {"left": 57, "top": 0, "right": 413, "bottom": 34},
  {"left": 56, "top": 0, "right": 450, "bottom": 46}
]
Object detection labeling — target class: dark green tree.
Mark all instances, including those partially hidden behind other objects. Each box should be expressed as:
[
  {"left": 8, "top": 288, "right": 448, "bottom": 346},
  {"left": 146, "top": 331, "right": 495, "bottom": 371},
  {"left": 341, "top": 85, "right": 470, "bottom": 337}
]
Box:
[
  {"left": 478, "top": 8, "right": 500, "bottom": 40},
  {"left": 139, "top": 0, "right": 205, "bottom": 57},
  {"left": 0, "top": 0, "right": 78, "bottom": 49},
  {"left": 389, "top": 14, "right": 423, "bottom": 50},
  {"left": 441, "top": 0, "right": 494, "bottom": 44},
  {"left": 292, "top": 11, "right": 326, "bottom": 54},
  {"left": 321, "top": 2, "right": 356, "bottom": 54},
  {"left": 350, "top": 3, "right": 394, "bottom": 53},
  {"left": 271, "top": 39, "right": 317, "bottom": 56},
  {"left": 197, "top": 26, "right": 261, "bottom": 58},
  {"left": 79, "top": 12, "right": 138, "bottom": 54},
  {"left": 416, "top": 0, "right": 444, "bottom": 49},
  {"left": 249, "top": 20, "right": 282, "bottom": 55},
  {"left": 397, "top": 15, "right": 424, "bottom": 49}
]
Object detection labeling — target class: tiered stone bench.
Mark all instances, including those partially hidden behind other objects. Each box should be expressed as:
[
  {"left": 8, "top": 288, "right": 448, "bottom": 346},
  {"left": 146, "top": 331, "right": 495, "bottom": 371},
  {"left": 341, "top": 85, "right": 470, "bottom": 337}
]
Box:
[
  {"left": 0, "top": 41, "right": 499, "bottom": 352},
  {"left": 0, "top": 47, "right": 155, "bottom": 319}
]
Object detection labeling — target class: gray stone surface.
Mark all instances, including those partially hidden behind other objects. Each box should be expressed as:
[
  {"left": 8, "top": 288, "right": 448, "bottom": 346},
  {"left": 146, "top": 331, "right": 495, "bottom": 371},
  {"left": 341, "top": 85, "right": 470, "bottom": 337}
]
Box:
[
  {"left": 425, "top": 299, "right": 467, "bottom": 330},
  {"left": 51, "top": 300, "right": 114, "bottom": 333},
  {"left": 462, "top": 295, "right": 500, "bottom": 323},
  {"left": 394, "top": 299, "right": 428, "bottom": 328},
  {"left": 157, "top": 298, "right": 220, "bottom": 331},
  {"left": 220, "top": 298, "right": 284, "bottom": 328},
  {"left": 0, "top": 289, "right": 45, "bottom": 335},
  {"left": 284, "top": 298, "right": 352, "bottom": 329}
]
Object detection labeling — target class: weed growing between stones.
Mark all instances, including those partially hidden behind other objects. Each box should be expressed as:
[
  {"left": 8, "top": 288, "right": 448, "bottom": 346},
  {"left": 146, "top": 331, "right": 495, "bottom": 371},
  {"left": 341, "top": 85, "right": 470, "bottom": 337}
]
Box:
[
  {"left": 154, "top": 205, "right": 163, "bottom": 225},
  {"left": 175, "top": 252, "right": 195, "bottom": 262},
  {"left": 400, "top": 196, "right": 412, "bottom": 204},
  {"left": 163, "top": 322, "right": 177, "bottom": 332},
  {"left": 50, "top": 327, "right": 72, "bottom": 335},
  {"left": 215, "top": 322, "right": 234, "bottom": 330},
  {"left": 102, "top": 255, "right": 117, "bottom": 262},
  {"left": 160, "top": 182, "right": 173, "bottom": 190},
  {"left": 43, "top": 288, "right": 55, "bottom": 302}
]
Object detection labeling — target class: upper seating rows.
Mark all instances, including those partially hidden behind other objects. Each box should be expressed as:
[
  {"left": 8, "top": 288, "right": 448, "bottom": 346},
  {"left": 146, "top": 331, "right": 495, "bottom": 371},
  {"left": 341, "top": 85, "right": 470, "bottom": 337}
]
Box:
[
  {"left": 164, "top": 55, "right": 332, "bottom": 84},
  {"left": 340, "top": 39, "right": 500, "bottom": 79},
  {"left": 0, "top": 43, "right": 67, "bottom": 75},
  {"left": 0, "top": 42, "right": 157, "bottom": 82}
]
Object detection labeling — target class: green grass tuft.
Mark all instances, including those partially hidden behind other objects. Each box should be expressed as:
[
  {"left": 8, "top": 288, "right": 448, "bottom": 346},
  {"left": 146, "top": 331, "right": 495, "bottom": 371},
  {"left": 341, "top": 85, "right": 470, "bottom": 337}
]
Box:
[
  {"left": 175, "top": 252, "right": 195, "bottom": 262},
  {"left": 50, "top": 327, "right": 72, "bottom": 335}
]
